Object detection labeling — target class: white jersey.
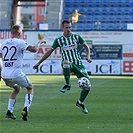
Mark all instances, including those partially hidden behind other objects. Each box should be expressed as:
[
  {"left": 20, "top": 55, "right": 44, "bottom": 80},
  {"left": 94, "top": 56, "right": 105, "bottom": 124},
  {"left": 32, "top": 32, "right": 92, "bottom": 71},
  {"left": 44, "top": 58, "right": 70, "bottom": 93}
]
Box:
[{"left": 0, "top": 38, "right": 29, "bottom": 78}]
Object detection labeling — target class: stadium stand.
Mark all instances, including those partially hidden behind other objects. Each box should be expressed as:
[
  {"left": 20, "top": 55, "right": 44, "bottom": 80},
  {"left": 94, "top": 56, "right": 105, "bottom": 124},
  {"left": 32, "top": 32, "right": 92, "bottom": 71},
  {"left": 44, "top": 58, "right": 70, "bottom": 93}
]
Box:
[{"left": 63, "top": 0, "right": 133, "bottom": 30}]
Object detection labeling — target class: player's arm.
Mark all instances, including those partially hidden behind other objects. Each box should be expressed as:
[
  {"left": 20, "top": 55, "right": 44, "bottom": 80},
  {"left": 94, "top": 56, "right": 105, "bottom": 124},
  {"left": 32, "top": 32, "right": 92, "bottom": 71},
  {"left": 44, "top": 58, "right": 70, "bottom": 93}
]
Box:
[
  {"left": 78, "top": 34, "right": 92, "bottom": 63},
  {"left": 26, "top": 40, "right": 46, "bottom": 53},
  {"left": 78, "top": 13, "right": 86, "bottom": 17},
  {"left": 33, "top": 39, "right": 59, "bottom": 69},
  {"left": 33, "top": 48, "right": 54, "bottom": 69},
  {"left": 83, "top": 44, "right": 92, "bottom": 63},
  {"left": 26, "top": 45, "right": 37, "bottom": 53}
]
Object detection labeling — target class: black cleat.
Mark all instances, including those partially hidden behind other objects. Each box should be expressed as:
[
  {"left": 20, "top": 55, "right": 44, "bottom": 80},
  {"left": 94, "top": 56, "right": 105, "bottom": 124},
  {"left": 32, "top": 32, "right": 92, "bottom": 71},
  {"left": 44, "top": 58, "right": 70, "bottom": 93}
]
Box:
[
  {"left": 60, "top": 84, "right": 71, "bottom": 93},
  {"left": 76, "top": 100, "right": 88, "bottom": 114},
  {"left": 6, "top": 110, "right": 16, "bottom": 119},
  {"left": 21, "top": 107, "right": 28, "bottom": 121}
]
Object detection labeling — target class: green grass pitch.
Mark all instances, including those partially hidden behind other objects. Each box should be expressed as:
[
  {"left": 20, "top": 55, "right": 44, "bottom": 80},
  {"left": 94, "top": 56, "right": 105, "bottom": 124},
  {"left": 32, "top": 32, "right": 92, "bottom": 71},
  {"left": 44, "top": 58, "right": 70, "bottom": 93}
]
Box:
[{"left": 0, "top": 75, "right": 132, "bottom": 133}]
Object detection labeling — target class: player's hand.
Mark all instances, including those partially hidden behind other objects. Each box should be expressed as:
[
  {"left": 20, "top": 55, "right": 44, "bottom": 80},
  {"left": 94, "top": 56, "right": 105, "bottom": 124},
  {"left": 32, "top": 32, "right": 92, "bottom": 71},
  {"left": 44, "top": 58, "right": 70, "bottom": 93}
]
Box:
[
  {"left": 35, "top": 40, "right": 46, "bottom": 49},
  {"left": 33, "top": 63, "right": 40, "bottom": 69},
  {"left": 39, "top": 40, "right": 46, "bottom": 44},
  {"left": 86, "top": 57, "right": 92, "bottom": 63}
]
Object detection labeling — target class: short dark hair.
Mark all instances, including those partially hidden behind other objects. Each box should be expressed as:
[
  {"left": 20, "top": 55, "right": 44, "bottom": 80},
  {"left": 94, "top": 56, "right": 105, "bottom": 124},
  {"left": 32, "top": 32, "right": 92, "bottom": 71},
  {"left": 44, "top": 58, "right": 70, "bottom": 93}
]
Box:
[{"left": 62, "top": 20, "right": 71, "bottom": 26}]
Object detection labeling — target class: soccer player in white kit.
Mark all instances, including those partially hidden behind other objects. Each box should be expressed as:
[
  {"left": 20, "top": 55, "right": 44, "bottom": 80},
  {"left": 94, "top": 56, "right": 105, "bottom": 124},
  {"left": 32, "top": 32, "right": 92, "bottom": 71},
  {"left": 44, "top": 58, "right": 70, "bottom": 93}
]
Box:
[{"left": 0, "top": 25, "right": 37, "bottom": 121}]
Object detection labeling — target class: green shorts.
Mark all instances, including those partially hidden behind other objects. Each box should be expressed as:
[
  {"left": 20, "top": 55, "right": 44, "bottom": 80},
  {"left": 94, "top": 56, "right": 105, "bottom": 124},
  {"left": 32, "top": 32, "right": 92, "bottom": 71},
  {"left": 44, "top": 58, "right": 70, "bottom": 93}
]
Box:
[{"left": 70, "top": 63, "right": 90, "bottom": 79}]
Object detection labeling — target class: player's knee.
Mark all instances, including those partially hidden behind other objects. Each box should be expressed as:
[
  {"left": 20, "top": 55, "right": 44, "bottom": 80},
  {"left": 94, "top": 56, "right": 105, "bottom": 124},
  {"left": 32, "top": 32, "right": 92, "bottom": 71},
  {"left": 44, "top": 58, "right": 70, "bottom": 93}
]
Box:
[
  {"left": 63, "top": 60, "right": 70, "bottom": 68},
  {"left": 26, "top": 84, "right": 34, "bottom": 91},
  {"left": 86, "top": 78, "right": 91, "bottom": 90},
  {"left": 86, "top": 80, "right": 91, "bottom": 91},
  {"left": 13, "top": 86, "right": 21, "bottom": 93}
]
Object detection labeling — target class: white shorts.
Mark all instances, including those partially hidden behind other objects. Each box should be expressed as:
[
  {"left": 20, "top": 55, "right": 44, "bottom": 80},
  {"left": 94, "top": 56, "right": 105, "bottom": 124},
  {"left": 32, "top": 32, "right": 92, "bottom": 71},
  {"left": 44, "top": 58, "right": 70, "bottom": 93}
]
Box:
[{"left": 3, "top": 75, "right": 31, "bottom": 88}]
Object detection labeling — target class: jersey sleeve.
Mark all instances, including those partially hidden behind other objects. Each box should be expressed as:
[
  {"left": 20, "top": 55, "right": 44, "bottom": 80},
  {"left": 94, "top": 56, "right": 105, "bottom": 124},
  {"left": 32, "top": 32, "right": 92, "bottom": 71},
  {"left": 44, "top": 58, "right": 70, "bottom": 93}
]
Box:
[
  {"left": 78, "top": 34, "right": 87, "bottom": 45},
  {"left": 20, "top": 40, "right": 30, "bottom": 50},
  {"left": 51, "top": 38, "right": 59, "bottom": 49}
]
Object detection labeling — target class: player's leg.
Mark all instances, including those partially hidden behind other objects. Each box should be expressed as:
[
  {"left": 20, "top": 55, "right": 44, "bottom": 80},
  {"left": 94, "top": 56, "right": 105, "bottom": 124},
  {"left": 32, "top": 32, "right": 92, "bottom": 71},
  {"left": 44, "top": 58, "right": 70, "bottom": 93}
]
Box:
[
  {"left": 18, "top": 75, "right": 34, "bottom": 121},
  {"left": 73, "top": 64, "right": 91, "bottom": 114},
  {"left": 60, "top": 60, "right": 71, "bottom": 93},
  {"left": 3, "top": 79, "right": 20, "bottom": 119}
]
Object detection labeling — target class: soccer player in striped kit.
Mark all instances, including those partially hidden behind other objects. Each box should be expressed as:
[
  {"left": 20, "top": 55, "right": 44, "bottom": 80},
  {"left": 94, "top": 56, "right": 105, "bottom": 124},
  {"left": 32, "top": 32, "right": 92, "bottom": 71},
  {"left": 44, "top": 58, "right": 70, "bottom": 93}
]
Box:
[{"left": 33, "top": 20, "right": 92, "bottom": 114}]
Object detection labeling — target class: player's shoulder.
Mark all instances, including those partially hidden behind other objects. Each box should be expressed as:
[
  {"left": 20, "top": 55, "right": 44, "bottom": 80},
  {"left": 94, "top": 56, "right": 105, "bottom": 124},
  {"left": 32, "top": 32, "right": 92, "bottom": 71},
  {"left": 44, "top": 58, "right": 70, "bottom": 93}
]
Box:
[
  {"left": 71, "top": 32, "right": 81, "bottom": 39},
  {"left": 56, "top": 35, "right": 63, "bottom": 40},
  {"left": 15, "top": 38, "right": 28, "bottom": 46}
]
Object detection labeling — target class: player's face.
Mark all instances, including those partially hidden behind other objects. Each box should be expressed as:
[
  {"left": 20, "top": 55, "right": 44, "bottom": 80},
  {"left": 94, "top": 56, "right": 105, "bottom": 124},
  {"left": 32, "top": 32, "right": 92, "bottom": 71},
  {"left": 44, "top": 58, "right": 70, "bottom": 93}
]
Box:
[
  {"left": 17, "top": 29, "right": 22, "bottom": 38},
  {"left": 62, "top": 23, "right": 71, "bottom": 37}
]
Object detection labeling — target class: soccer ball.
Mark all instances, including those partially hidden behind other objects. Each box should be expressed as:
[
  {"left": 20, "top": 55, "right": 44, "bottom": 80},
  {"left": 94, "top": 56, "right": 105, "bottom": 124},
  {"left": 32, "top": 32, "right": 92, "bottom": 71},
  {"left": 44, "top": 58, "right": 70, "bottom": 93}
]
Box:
[{"left": 78, "top": 77, "right": 90, "bottom": 90}]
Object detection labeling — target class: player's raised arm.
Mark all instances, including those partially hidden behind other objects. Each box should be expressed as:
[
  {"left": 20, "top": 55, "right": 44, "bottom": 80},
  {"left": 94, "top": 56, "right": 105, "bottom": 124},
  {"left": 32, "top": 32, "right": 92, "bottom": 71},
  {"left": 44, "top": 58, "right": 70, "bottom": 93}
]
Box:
[{"left": 33, "top": 48, "right": 54, "bottom": 69}]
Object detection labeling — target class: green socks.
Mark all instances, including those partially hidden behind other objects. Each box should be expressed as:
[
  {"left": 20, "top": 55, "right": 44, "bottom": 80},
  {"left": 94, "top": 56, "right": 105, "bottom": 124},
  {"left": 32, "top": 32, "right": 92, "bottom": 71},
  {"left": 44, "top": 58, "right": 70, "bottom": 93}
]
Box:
[
  {"left": 63, "top": 67, "right": 70, "bottom": 85},
  {"left": 79, "top": 89, "right": 89, "bottom": 102}
]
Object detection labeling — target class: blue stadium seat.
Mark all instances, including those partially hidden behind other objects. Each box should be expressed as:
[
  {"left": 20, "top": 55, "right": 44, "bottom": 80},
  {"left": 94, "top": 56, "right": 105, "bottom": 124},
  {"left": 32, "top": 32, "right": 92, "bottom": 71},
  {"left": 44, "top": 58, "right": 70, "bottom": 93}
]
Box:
[
  {"left": 92, "top": 23, "right": 98, "bottom": 29},
  {"left": 109, "top": 0, "right": 116, "bottom": 2},
  {"left": 93, "top": 7, "right": 101, "bottom": 15},
  {"left": 79, "top": 0, "right": 87, "bottom": 7},
  {"left": 123, "top": 8, "right": 131, "bottom": 15},
  {"left": 64, "top": 0, "right": 71, "bottom": 7},
  {"left": 123, "top": 15, "right": 132, "bottom": 23},
  {"left": 121, "top": 23, "right": 127, "bottom": 30},
  {"left": 116, "top": 7, "right": 123, "bottom": 15},
  {"left": 94, "top": 0, "right": 101, "bottom": 7},
  {"left": 132, "top": 15, "right": 133, "bottom": 23},
  {"left": 93, "top": 15, "right": 100, "bottom": 22},
  {"left": 86, "top": 15, "right": 93, "bottom": 22},
  {"left": 71, "top": 7, "right": 77, "bottom": 13},
  {"left": 63, "top": 15, "right": 70, "bottom": 20},
  {"left": 108, "top": 15, "right": 116, "bottom": 23},
  {"left": 107, "top": 23, "right": 115, "bottom": 30},
  {"left": 71, "top": 0, "right": 79, "bottom": 7},
  {"left": 100, "top": 15, "right": 108, "bottom": 23},
  {"left": 100, "top": 23, "right": 107, "bottom": 30},
  {"left": 72, "top": 23, "right": 77, "bottom": 30},
  {"left": 84, "top": 23, "right": 91, "bottom": 30},
  {"left": 77, "top": 23, "right": 85, "bottom": 30},
  {"left": 109, "top": 1, "right": 116, "bottom": 7},
  {"left": 108, "top": 8, "right": 116, "bottom": 15},
  {"left": 116, "top": 15, "right": 123, "bottom": 22},
  {"left": 101, "top": 7, "right": 109, "bottom": 15},
  {"left": 64, "top": 7, "right": 71, "bottom": 14},
  {"left": 115, "top": 23, "right": 121, "bottom": 29},
  {"left": 78, "top": 7, "right": 87, "bottom": 14},
  {"left": 78, "top": 16, "right": 86, "bottom": 23},
  {"left": 101, "top": 0, "right": 108, "bottom": 7},
  {"left": 87, "top": 0, "right": 93, "bottom": 7},
  {"left": 117, "top": 1, "right": 123, "bottom": 7},
  {"left": 86, "top": 8, "right": 93, "bottom": 15},
  {"left": 124, "top": 1, "right": 131, "bottom": 7}
]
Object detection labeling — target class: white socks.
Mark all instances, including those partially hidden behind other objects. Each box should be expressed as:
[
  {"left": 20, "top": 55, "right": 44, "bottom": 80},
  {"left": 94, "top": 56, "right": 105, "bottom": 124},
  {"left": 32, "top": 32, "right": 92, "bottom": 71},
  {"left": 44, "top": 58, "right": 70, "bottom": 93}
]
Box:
[
  {"left": 24, "top": 94, "right": 33, "bottom": 111},
  {"left": 8, "top": 94, "right": 33, "bottom": 113},
  {"left": 8, "top": 98, "right": 16, "bottom": 113}
]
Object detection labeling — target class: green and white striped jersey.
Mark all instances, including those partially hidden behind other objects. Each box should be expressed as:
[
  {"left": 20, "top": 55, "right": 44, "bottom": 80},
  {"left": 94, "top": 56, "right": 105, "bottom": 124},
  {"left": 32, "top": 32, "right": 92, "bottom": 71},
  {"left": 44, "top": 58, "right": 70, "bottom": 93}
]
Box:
[{"left": 51, "top": 33, "right": 86, "bottom": 65}]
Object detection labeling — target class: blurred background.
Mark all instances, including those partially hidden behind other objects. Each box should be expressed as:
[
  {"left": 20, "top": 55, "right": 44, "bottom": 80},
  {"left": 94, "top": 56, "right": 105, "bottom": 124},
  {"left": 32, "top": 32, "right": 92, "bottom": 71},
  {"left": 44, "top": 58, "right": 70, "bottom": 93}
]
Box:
[{"left": 0, "top": 0, "right": 133, "bottom": 30}]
